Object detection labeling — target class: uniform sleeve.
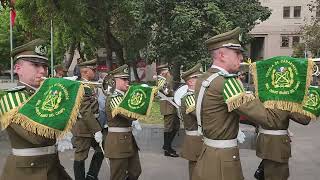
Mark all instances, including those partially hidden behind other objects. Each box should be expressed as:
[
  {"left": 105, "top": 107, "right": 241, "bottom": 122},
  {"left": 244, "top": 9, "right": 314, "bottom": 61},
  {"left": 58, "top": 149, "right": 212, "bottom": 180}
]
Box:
[
  {"left": 289, "top": 112, "right": 311, "bottom": 125},
  {"left": 9, "top": 123, "right": 54, "bottom": 144},
  {"left": 80, "top": 96, "right": 102, "bottom": 133},
  {"left": 235, "top": 99, "right": 279, "bottom": 129}
]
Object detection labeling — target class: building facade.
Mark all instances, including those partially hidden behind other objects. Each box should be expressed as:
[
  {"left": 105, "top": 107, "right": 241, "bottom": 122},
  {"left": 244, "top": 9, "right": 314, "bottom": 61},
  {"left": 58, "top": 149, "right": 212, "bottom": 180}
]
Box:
[{"left": 249, "top": 0, "right": 318, "bottom": 60}]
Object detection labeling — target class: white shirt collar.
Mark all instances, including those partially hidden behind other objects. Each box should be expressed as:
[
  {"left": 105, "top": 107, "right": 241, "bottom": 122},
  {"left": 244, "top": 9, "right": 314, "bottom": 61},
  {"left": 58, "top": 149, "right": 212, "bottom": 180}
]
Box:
[
  {"left": 211, "top": 65, "right": 229, "bottom": 74},
  {"left": 19, "top": 81, "right": 37, "bottom": 90},
  {"left": 115, "top": 89, "right": 125, "bottom": 95},
  {"left": 82, "top": 78, "right": 89, "bottom": 82}
]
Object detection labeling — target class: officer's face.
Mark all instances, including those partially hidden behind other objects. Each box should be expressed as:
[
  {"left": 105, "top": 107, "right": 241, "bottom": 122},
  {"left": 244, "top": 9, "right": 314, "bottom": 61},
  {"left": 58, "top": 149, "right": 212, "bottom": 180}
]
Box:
[
  {"left": 186, "top": 77, "right": 198, "bottom": 90},
  {"left": 87, "top": 68, "right": 96, "bottom": 80},
  {"left": 14, "top": 60, "right": 48, "bottom": 88},
  {"left": 223, "top": 48, "right": 243, "bottom": 73},
  {"left": 115, "top": 78, "right": 129, "bottom": 92}
]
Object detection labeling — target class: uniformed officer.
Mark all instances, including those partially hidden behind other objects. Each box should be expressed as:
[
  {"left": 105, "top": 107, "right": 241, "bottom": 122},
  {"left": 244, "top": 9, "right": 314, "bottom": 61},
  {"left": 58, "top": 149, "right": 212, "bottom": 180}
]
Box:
[
  {"left": 54, "top": 64, "right": 68, "bottom": 77},
  {"left": 72, "top": 59, "right": 104, "bottom": 180},
  {"left": 104, "top": 64, "right": 141, "bottom": 180},
  {"left": 192, "top": 27, "right": 292, "bottom": 180},
  {"left": 254, "top": 110, "right": 311, "bottom": 180},
  {"left": 157, "top": 63, "right": 180, "bottom": 157},
  {"left": 1, "top": 39, "right": 72, "bottom": 180},
  {"left": 179, "top": 63, "right": 203, "bottom": 179}
]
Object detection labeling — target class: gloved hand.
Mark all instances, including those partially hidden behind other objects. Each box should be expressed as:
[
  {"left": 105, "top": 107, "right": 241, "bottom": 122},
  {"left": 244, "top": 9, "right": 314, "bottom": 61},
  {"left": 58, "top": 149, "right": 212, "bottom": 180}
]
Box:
[
  {"left": 132, "top": 120, "right": 142, "bottom": 135},
  {"left": 237, "top": 129, "right": 246, "bottom": 144},
  {"left": 57, "top": 132, "right": 73, "bottom": 152},
  {"left": 94, "top": 131, "right": 103, "bottom": 143}
]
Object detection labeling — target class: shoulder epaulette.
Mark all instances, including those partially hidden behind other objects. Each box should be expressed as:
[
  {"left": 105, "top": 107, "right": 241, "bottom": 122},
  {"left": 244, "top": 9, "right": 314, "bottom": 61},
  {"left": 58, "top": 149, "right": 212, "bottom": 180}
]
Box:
[
  {"left": 181, "top": 91, "right": 193, "bottom": 99},
  {"left": 109, "top": 92, "right": 123, "bottom": 109},
  {"left": 223, "top": 77, "right": 245, "bottom": 101},
  {"left": 184, "top": 92, "right": 196, "bottom": 114},
  {"left": 0, "top": 90, "right": 29, "bottom": 116}
]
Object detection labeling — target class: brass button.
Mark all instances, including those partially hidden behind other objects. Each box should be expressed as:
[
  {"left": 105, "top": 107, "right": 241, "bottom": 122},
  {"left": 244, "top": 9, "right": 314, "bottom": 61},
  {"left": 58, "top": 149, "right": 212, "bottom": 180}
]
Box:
[{"left": 30, "top": 162, "right": 35, "bottom": 166}]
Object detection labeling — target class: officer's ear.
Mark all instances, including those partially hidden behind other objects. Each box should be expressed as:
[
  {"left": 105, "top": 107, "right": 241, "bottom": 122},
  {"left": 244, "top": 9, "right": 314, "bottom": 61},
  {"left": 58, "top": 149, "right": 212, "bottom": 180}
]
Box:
[{"left": 14, "top": 61, "right": 22, "bottom": 74}]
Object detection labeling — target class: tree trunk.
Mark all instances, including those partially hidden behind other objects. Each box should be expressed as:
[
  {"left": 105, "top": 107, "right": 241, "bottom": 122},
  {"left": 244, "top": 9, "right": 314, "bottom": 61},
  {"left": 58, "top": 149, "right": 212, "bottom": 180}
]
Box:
[
  {"left": 131, "top": 55, "right": 140, "bottom": 82},
  {"left": 171, "top": 60, "right": 182, "bottom": 90},
  {"left": 104, "top": 18, "right": 113, "bottom": 71},
  {"left": 77, "top": 42, "right": 85, "bottom": 60},
  {"left": 65, "top": 39, "right": 77, "bottom": 69},
  {"left": 110, "top": 34, "right": 125, "bottom": 65}
]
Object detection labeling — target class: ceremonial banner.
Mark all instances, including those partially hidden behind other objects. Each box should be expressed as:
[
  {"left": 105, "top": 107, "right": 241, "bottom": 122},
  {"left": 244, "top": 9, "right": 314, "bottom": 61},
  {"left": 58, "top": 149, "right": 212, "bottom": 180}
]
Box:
[
  {"left": 112, "top": 84, "right": 157, "bottom": 120},
  {"left": 12, "top": 78, "right": 83, "bottom": 138},
  {"left": 250, "top": 56, "right": 314, "bottom": 112},
  {"left": 302, "top": 86, "right": 320, "bottom": 119}
]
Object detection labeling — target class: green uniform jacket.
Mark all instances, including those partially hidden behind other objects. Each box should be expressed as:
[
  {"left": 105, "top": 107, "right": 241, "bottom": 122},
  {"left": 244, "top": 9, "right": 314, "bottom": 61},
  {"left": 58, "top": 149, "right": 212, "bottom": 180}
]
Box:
[
  {"left": 256, "top": 110, "right": 310, "bottom": 163},
  {"left": 180, "top": 91, "right": 202, "bottom": 161},
  {"left": 193, "top": 68, "right": 281, "bottom": 180},
  {"left": 1, "top": 83, "right": 71, "bottom": 180},
  {"left": 104, "top": 90, "right": 139, "bottom": 159},
  {"left": 72, "top": 85, "right": 102, "bottom": 137},
  {"left": 160, "top": 77, "right": 177, "bottom": 115}
]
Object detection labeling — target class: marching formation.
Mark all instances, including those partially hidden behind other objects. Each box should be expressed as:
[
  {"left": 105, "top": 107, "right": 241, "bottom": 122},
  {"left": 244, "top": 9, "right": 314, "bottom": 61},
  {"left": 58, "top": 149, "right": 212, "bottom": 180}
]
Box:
[{"left": 0, "top": 27, "right": 319, "bottom": 180}]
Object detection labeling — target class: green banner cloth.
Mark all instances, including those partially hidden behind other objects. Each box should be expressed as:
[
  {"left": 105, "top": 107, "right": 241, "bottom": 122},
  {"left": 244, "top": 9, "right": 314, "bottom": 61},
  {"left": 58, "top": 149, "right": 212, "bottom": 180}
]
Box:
[
  {"left": 250, "top": 56, "right": 314, "bottom": 112},
  {"left": 15, "top": 78, "right": 84, "bottom": 138},
  {"left": 302, "top": 86, "right": 320, "bottom": 119},
  {"left": 112, "top": 84, "right": 157, "bottom": 120}
]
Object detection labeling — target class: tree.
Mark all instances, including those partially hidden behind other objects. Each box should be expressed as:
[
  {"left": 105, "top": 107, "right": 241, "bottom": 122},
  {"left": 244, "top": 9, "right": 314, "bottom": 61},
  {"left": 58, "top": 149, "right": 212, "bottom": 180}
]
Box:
[
  {"left": 293, "top": 0, "right": 320, "bottom": 57},
  {"left": 143, "top": 0, "right": 271, "bottom": 83}
]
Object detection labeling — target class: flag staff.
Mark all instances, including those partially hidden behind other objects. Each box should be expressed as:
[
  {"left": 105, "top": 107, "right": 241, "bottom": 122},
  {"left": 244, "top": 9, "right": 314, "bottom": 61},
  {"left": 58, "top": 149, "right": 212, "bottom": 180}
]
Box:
[
  {"left": 9, "top": 8, "right": 13, "bottom": 82},
  {"left": 50, "top": 19, "right": 54, "bottom": 76}
]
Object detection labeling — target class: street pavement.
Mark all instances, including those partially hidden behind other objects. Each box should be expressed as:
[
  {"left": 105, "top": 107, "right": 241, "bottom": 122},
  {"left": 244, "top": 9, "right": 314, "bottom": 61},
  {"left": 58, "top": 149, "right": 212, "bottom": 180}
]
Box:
[{"left": 0, "top": 121, "right": 318, "bottom": 180}]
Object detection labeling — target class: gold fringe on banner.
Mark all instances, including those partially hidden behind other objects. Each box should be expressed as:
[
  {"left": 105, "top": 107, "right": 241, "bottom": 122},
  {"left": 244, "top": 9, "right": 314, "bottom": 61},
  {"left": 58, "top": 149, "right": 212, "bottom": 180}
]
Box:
[
  {"left": 0, "top": 107, "right": 19, "bottom": 130},
  {"left": 302, "top": 59, "right": 315, "bottom": 105},
  {"left": 226, "top": 93, "right": 255, "bottom": 112},
  {"left": 249, "top": 63, "right": 259, "bottom": 98},
  {"left": 10, "top": 85, "right": 84, "bottom": 139},
  {"left": 112, "top": 87, "right": 158, "bottom": 120}
]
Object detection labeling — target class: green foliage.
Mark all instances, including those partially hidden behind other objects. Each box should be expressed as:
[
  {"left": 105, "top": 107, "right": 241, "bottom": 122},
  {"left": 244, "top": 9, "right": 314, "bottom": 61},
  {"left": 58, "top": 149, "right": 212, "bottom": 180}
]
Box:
[
  {"left": 0, "top": 8, "right": 25, "bottom": 69},
  {"left": 144, "top": 0, "right": 271, "bottom": 71},
  {"left": 0, "top": 0, "right": 271, "bottom": 74},
  {"left": 292, "top": 43, "right": 306, "bottom": 58}
]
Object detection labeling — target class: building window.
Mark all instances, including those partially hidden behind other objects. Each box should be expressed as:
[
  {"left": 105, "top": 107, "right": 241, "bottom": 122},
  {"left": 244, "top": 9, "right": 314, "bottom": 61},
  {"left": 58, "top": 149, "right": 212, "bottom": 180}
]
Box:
[
  {"left": 294, "top": 6, "right": 301, "bottom": 18},
  {"left": 292, "top": 36, "right": 300, "bottom": 46},
  {"left": 281, "top": 36, "right": 289, "bottom": 47},
  {"left": 283, "top": 6, "right": 290, "bottom": 18}
]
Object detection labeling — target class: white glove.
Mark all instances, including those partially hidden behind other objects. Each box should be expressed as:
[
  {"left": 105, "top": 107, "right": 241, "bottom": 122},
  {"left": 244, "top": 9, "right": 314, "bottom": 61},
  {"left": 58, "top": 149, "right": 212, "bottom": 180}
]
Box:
[
  {"left": 57, "top": 132, "right": 73, "bottom": 152},
  {"left": 94, "top": 131, "right": 103, "bottom": 143},
  {"left": 132, "top": 120, "right": 142, "bottom": 135},
  {"left": 237, "top": 129, "right": 246, "bottom": 144}
]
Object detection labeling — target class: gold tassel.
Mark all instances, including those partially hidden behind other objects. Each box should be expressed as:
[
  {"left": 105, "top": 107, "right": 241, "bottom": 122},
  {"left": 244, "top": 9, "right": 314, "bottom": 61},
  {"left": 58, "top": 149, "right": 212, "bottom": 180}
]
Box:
[
  {"left": 302, "top": 59, "right": 315, "bottom": 105},
  {"left": 226, "top": 93, "right": 255, "bottom": 112},
  {"left": 249, "top": 63, "right": 259, "bottom": 98},
  {"left": 0, "top": 107, "right": 19, "bottom": 130}
]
